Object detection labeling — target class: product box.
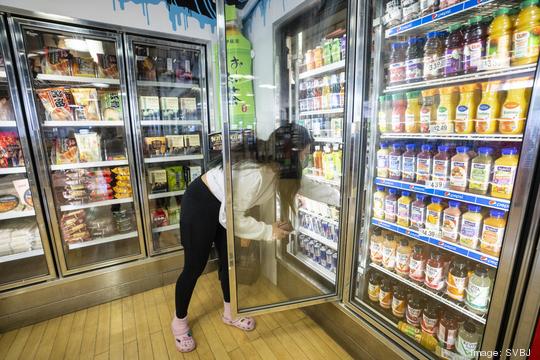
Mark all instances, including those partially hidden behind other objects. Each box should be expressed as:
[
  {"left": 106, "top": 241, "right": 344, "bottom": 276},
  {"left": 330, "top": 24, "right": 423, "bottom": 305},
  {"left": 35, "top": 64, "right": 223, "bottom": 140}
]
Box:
[
  {"left": 165, "top": 135, "right": 185, "bottom": 155},
  {"left": 185, "top": 166, "right": 202, "bottom": 185},
  {"left": 166, "top": 166, "right": 185, "bottom": 191},
  {"left": 71, "top": 88, "right": 101, "bottom": 121},
  {"left": 139, "top": 96, "right": 160, "bottom": 120},
  {"left": 184, "top": 134, "right": 201, "bottom": 154},
  {"left": 100, "top": 91, "right": 122, "bottom": 121},
  {"left": 148, "top": 169, "right": 168, "bottom": 193},
  {"left": 179, "top": 97, "right": 197, "bottom": 119},
  {"left": 160, "top": 97, "right": 179, "bottom": 120},
  {"left": 151, "top": 208, "right": 169, "bottom": 227},
  {"left": 144, "top": 136, "right": 167, "bottom": 157}
]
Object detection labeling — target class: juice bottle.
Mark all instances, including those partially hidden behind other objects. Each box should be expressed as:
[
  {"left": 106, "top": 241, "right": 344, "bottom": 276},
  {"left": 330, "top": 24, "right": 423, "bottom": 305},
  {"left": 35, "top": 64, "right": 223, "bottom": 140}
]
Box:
[
  {"left": 391, "top": 93, "right": 407, "bottom": 133},
  {"left": 499, "top": 77, "right": 530, "bottom": 134},
  {"left": 443, "top": 24, "right": 464, "bottom": 77},
  {"left": 379, "top": 278, "right": 393, "bottom": 310},
  {"left": 389, "top": 42, "right": 407, "bottom": 85},
  {"left": 405, "top": 91, "right": 421, "bottom": 133},
  {"left": 402, "top": 144, "right": 417, "bottom": 182},
  {"left": 384, "top": 188, "right": 399, "bottom": 223},
  {"left": 377, "top": 142, "right": 390, "bottom": 178},
  {"left": 420, "top": 88, "right": 438, "bottom": 133},
  {"left": 416, "top": 144, "right": 433, "bottom": 185},
  {"left": 465, "top": 265, "right": 492, "bottom": 315},
  {"left": 406, "top": 294, "right": 423, "bottom": 328},
  {"left": 339, "top": 72, "right": 346, "bottom": 108},
  {"left": 492, "top": 148, "right": 520, "bottom": 199},
  {"left": 487, "top": 8, "right": 513, "bottom": 69},
  {"left": 447, "top": 259, "right": 469, "bottom": 302},
  {"left": 476, "top": 81, "right": 502, "bottom": 134},
  {"left": 389, "top": 144, "right": 403, "bottom": 180},
  {"left": 333, "top": 144, "right": 342, "bottom": 173},
  {"left": 313, "top": 145, "right": 323, "bottom": 176},
  {"left": 405, "top": 37, "right": 425, "bottom": 83},
  {"left": 370, "top": 228, "right": 384, "bottom": 264},
  {"left": 463, "top": 16, "right": 488, "bottom": 74},
  {"left": 459, "top": 205, "right": 483, "bottom": 250},
  {"left": 420, "top": 0, "right": 439, "bottom": 16},
  {"left": 368, "top": 272, "right": 382, "bottom": 302},
  {"left": 409, "top": 244, "right": 427, "bottom": 282},
  {"left": 397, "top": 190, "right": 412, "bottom": 227},
  {"left": 426, "top": 197, "right": 444, "bottom": 235},
  {"left": 480, "top": 209, "right": 507, "bottom": 257},
  {"left": 512, "top": 0, "right": 540, "bottom": 66},
  {"left": 442, "top": 200, "right": 462, "bottom": 242},
  {"left": 432, "top": 145, "right": 451, "bottom": 185},
  {"left": 425, "top": 249, "right": 445, "bottom": 290},
  {"left": 423, "top": 31, "right": 445, "bottom": 80},
  {"left": 392, "top": 285, "right": 408, "bottom": 319},
  {"left": 373, "top": 186, "right": 386, "bottom": 220},
  {"left": 456, "top": 321, "right": 482, "bottom": 357},
  {"left": 421, "top": 303, "right": 440, "bottom": 336},
  {"left": 323, "top": 145, "right": 335, "bottom": 180},
  {"left": 396, "top": 239, "right": 412, "bottom": 277},
  {"left": 410, "top": 194, "right": 427, "bottom": 230},
  {"left": 455, "top": 83, "right": 479, "bottom": 134},
  {"left": 378, "top": 95, "right": 393, "bottom": 133},
  {"left": 440, "top": 0, "right": 460, "bottom": 9},
  {"left": 321, "top": 76, "right": 330, "bottom": 110},
  {"left": 436, "top": 86, "right": 459, "bottom": 132},
  {"left": 469, "top": 147, "right": 494, "bottom": 195},
  {"left": 449, "top": 146, "right": 471, "bottom": 192},
  {"left": 438, "top": 312, "right": 458, "bottom": 350},
  {"left": 382, "top": 233, "right": 397, "bottom": 270}
]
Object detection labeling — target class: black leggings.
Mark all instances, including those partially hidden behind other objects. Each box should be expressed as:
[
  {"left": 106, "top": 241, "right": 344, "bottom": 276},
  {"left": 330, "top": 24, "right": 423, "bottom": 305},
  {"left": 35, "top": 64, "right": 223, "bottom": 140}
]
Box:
[{"left": 175, "top": 176, "right": 230, "bottom": 318}]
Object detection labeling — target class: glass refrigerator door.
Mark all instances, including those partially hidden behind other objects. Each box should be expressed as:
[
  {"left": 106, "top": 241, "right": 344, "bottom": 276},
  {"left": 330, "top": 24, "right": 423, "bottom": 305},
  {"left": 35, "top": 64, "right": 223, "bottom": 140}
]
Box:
[
  {"left": 0, "top": 17, "right": 55, "bottom": 291},
  {"left": 349, "top": 1, "right": 540, "bottom": 359},
  {"left": 10, "top": 18, "right": 145, "bottom": 275},
  {"left": 218, "top": 0, "right": 351, "bottom": 316},
  {"left": 125, "top": 35, "right": 207, "bottom": 255}
]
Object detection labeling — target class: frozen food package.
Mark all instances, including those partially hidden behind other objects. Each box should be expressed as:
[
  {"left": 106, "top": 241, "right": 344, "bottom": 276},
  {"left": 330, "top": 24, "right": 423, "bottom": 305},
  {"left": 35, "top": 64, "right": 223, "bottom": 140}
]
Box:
[
  {"left": 71, "top": 56, "right": 96, "bottom": 77},
  {"left": 0, "top": 98, "right": 14, "bottom": 121},
  {"left": 100, "top": 91, "right": 122, "bottom": 121},
  {"left": 37, "top": 88, "right": 74, "bottom": 121},
  {"left": 112, "top": 208, "right": 135, "bottom": 232},
  {"left": 0, "top": 193, "right": 19, "bottom": 213},
  {"left": 151, "top": 208, "right": 169, "bottom": 228},
  {"left": 184, "top": 134, "right": 201, "bottom": 154},
  {"left": 71, "top": 88, "right": 101, "bottom": 121},
  {"left": 166, "top": 166, "right": 185, "bottom": 191},
  {"left": 144, "top": 137, "right": 167, "bottom": 157},
  {"left": 180, "top": 97, "right": 197, "bottom": 119},
  {"left": 104, "top": 138, "right": 127, "bottom": 160},
  {"left": 165, "top": 135, "right": 185, "bottom": 155},
  {"left": 156, "top": 49, "right": 175, "bottom": 82},
  {"left": 74, "top": 131, "right": 101, "bottom": 162},
  {"left": 160, "top": 97, "right": 179, "bottom": 120},
  {"left": 135, "top": 47, "right": 157, "bottom": 81},
  {"left": 97, "top": 53, "right": 119, "bottom": 79},
  {"left": 53, "top": 137, "right": 78, "bottom": 164},
  {"left": 139, "top": 96, "right": 160, "bottom": 120},
  {"left": 0, "top": 132, "right": 24, "bottom": 168},
  {"left": 43, "top": 46, "right": 71, "bottom": 76},
  {"left": 149, "top": 169, "right": 168, "bottom": 193},
  {"left": 111, "top": 166, "right": 130, "bottom": 176},
  {"left": 13, "top": 178, "right": 33, "bottom": 208}
]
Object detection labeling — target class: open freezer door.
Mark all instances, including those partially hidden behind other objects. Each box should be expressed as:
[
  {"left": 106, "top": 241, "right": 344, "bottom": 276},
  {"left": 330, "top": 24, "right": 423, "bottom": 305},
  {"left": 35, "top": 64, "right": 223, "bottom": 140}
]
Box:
[{"left": 216, "top": 0, "right": 356, "bottom": 316}]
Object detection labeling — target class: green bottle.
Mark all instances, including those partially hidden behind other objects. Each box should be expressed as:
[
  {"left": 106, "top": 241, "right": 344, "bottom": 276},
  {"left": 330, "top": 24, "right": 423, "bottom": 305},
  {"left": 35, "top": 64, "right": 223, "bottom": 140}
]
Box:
[{"left": 225, "top": 5, "right": 256, "bottom": 130}]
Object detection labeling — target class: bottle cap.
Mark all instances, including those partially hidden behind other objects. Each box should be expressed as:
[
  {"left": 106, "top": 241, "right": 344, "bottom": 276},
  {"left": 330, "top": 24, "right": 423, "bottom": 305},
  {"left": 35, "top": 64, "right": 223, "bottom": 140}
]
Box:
[
  {"left": 225, "top": 4, "right": 238, "bottom": 21},
  {"left": 432, "top": 197, "right": 442, "bottom": 204},
  {"left": 437, "top": 31, "right": 449, "bottom": 38},
  {"left": 468, "top": 204, "right": 481, "bottom": 212},
  {"left": 402, "top": 190, "right": 410, "bottom": 197},
  {"left": 468, "top": 16, "right": 483, "bottom": 25},
  {"left": 521, "top": 0, "right": 539, "bottom": 10},
  {"left": 456, "top": 146, "right": 469, "bottom": 153},
  {"left": 509, "top": 7, "right": 520, "bottom": 16},
  {"left": 426, "top": 31, "right": 438, "bottom": 38},
  {"left": 376, "top": 186, "right": 385, "bottom": 191},
  {"left": 391, "top": 42, "right": 402, "bottom": 50},
  {"left": 406, "top": 90, "right": 421, "bottom": 99},
  {"left": 392, "top": 143, "right": 401, "bottom": 150},
  {"left": 416, "top": 194, "right": 426, "bottom": 201},
  {"left": 438, "top": 145, "right": 449, "bottom": 152},
  {"left": 449, "top": 200, "right": 460, "bottom": 208},
  {"left": 502, "top": 147, "right": 519, "bottom": 156},
  {"left": 448, "top": 24, "right": 462, "bottom": 32},
  {"left": 474, "top": 265, "right": 489, "bottom": 277},
  {"left": 490, "top": 209, "right": 506, "bottom": 218},
  {"left": 379, "top": 95, "right": 386, "bottom": 102},
  {"left": 413, "top": 244, "right": 424, "bottom": 253},
  {"left": 389, "top": 188, "right": 398, "bottom": 195},
  {"left": 407, "top": 37, "right": 417, "bottom": 45},
  {"left": 406, "top": 144, "right": 416, "bottom": 151},
  {"left": 421, "top": 144, "right": 432, "bottom": 152},
  {"left": 380, "top": 142, "right": 388, "bottom": 148},
  {"left": 478, "top": 147, "right": 493, "bottom": 155},
  {"left": 494, "top": 7, "right": 510, "bottom": 16}
]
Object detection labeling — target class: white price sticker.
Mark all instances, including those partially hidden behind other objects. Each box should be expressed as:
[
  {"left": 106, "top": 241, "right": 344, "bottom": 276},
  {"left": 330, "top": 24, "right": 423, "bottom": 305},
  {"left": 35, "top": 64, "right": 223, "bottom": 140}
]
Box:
[
  {"left": 425, "top": 180, "right": 448, "bottom": 189},
  {"left": 429, "top": 123, "right": 454, "bottom": 134},
  {"left": 479, "top": 57, "right": 510, "bottom": 71}
]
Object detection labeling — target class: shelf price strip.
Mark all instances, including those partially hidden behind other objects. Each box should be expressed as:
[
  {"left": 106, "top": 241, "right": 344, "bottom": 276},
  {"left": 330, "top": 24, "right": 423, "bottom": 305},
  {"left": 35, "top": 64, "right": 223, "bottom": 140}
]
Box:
[
  {"left": 385, "top": 0, "right": 494, "bottom": 37},
  {"left": 375, "top": 178, "right": 510, "bottom": 211},
  {"left": 371, "top": 218, "right": 498, "bottom": 268}
]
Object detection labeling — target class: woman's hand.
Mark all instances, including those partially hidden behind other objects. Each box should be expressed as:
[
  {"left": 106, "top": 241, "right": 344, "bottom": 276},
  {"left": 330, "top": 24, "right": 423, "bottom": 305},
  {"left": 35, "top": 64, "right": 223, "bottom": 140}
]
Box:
[{"left": 272, "top": 222, "right": 291, "bottom": 240}]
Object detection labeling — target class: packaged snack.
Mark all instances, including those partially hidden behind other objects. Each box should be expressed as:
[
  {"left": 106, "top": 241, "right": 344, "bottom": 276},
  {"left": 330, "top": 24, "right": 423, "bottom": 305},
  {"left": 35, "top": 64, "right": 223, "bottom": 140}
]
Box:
[
  {"left": 61, "top": 210, "right": 91, "bottom": 243},
  {"left": 155, "top": 48, "right": 175, "bottom": 82},
  {"left": 135, "top": 47, "right": 157, "bottom": 81},
  {"left": 54, "top": 137, "right": 78, "bottom": 164},
  {"left": 112, "top": 208, "right": 134, "bottom": 233},
  {"left": 43, "top": 46, "right": 71, "bottom": 76},
  {"left": 71, "top": 88, "right": 101, "bottom": 121},
  {"left": 37, "top": 88, "right": 74, "bottom": 121},
  {"left": 186, "top": 166, "right": 202, "bottom": 184},
  {"left": 166, "top": 135, "right": 185, "bottom": 155},
  {"left": 111, "top": 167, "right": 130, "bottom": 176},
  {"left": 0, "top": 194, "right": 18, "bottom": 213},
  {"left": 151, "top": 208, "right": 169, "bottom": 227},
  {"left": 184, "top": 134, "right": 201, "bottom": 154},
  {"left": 140, "top": 96, "right": 160, "bottom": 120},
  {"left": 103, "top": 138, "right": 127, "bottom": 160},
  {"left": 180, "top": 97, "right": 197, "bottom": 119},
  {"left": 0, "top": 98, "right": 14, "bottom": 121},
  {"left": 145, "top": 137, "right": 167, "bottom": 156},
  {"left": 149, "top": 169, "right": 168, "bottom": 193},
  {"left": 97, "top": 54, "right": 119, "bottom": 79},
  {"left": 166, "top": 166, "right": 185, "bottom": 191},
  {"left": 168, "top": 197, "right": 180, "bottom": 225},
  {"left": 74, "top": 131, "right": 101, "bottom": 162},
  {"left": 0, "top": 132, "right": 24, "bottom": 167},
  {"left": 13, "top": 178, "right": 33, "bottom": 207},
  {"left": 160, "top": 97, "right": 179, "bottom": 120},
  {"left": 100, "top": 91, "right": 122, "bottom": 121},
  {"left": 71, "top": 56, "right": 96, "bottom": 77},
  {"left": 112, "top": 167, "right": 132, "bottom": 198}
]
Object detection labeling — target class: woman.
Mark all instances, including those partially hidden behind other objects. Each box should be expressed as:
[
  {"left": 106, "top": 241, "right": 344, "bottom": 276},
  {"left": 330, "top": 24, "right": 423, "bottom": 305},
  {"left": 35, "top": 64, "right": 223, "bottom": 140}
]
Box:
[{"left": 171, "top": 124, "right": 313, "bottom": 352}]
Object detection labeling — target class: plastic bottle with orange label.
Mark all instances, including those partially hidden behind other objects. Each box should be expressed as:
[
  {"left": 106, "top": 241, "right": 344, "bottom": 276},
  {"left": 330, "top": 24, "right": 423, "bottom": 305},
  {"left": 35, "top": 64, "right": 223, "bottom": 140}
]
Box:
[
  {"left": 437, "top": 86, "right": 459, "bottom": 133},
  {"left": 499, "top": 78, "right": 530, "bottom": 134},
  {"left": 512, "top": 0, "right": 540, "bottom": 66},
  {"left": 455, "top": 83, "right": 479, "bottom": 134},
  {"left": 486, "top": 8, "right": 513, "bottom": 69},
  {"left": 476, "top": 81, "right": 502, "bottom": 134}
]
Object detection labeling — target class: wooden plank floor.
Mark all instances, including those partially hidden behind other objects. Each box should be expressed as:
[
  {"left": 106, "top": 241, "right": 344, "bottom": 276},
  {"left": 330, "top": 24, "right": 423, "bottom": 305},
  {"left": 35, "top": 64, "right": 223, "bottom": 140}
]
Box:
[{"left": 0, "top": 272, "right": 352, "bottom": 360}]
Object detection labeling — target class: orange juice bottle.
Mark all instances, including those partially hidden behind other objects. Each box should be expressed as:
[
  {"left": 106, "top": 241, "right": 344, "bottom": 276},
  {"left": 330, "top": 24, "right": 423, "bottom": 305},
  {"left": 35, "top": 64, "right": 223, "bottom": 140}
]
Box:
[
  {"left": 512, "top": 0, "right": 540, "bottom": 66},
  {"left": 486, "top": 8, "right": 513, "bottom": 69},
  {"left": 455, "top": 83, "right": 480, "bottom": 134},
  {"left": 437, "top": 86, "right": 459, "bottom": 133},
  {"left": 476, "top": 81, "right": 502, "bottom": 134},
  {"left": 491, "top": 148, "right": 520, "bottom": 199},
  {"left": 480, "top": 209, "right": 507, "bottom": 257},
  {"left": 499, "top": 77, "right": 530, "bottom": 134},
  {"left": 405, "top": 91, "right": 421, "bottom": 133}
]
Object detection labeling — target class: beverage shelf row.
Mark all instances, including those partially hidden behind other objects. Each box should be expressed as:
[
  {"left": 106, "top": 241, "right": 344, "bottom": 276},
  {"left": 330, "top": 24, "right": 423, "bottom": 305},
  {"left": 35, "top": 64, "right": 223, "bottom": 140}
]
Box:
[
  {"left": 298, "top": 60, "right": 345, "bottom": 80},
  {"left": 298, "top": 227, "right": 338, "bottom": 251},
  {"left": 293, "top": 251, "right": 336, "bottom": 284},
  {"left": 379, "top": 133, "right": 523, "bottom": 142}
]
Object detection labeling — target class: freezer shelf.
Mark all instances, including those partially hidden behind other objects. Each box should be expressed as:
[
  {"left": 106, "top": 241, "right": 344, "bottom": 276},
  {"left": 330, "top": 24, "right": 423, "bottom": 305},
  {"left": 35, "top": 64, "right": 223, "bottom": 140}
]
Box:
[
  {"left": 0, "top": 167, "right": 26, "bottom": 175},
  {"left": 143, "top": 154, "right": 204, "bottom": 163},
  {"left": 67, "top": 231, "right": 139, "bottom": 250},
  {"left": 59, "top": 197, "right": 133, "bottom": 212},
  {"left": 374, "top": 178, "right": 510, "bottom": 211},
  {"left": 0, "top": 210, "right": 36, "bottom": 221},
  {"left": 50, "top": 160, "right": 129, "bottom": 171},
  {"left": 292, "top": 250, "right": 335, "bottom": 284},
  {"left": 0, "top": 249, "right": 44, "bottom": 264},
  {"left": 370, "top": 263, "right": 487, "bottom": 324},
  {"left": 137, "top": 80, "right": 200, "bottom": 89},
  {"left": 43, "top": 121, "right": 124, "bottom": 127},
  {"left": 152, "top": 224, "right": 179, "bottom": 233},
  {"left": 298, "top": 227, "right": 338, "bottom": 251},
  {"left": 299, "top": 60, "right": 345, "bottom": 80},
  {"left": 0, "top": 121, "right": 17, "bottom": 127},
  {"left": 313, "top": 137, "right": 343, "bottom": 144},
  {"left": 372, "top": 218, "right": 499, "bottom": 268},
  {"left": 140, "top": 120, "right": 203, "bottom": 126},
  {"left": 148, "top": 190, "right": 185, "bottom": 200},
  {"left": 35, "top": 74, "right": 120, "bottom": 85}
]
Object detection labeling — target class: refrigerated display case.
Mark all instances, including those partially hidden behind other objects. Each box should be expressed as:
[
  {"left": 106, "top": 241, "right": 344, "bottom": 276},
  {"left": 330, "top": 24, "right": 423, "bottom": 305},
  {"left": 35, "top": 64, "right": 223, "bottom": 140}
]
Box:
[
  {"left": 348, "top": 0, "right": 540, "bottom": 358},
  {"left": 10, "top": 18, "right": 145, "bottom": 275},
  {"left": 125, "top": 35, "right": 208, "bottom": 255},
  {"left": 0, "top": 16, "right": 56, "bottom": 291}
]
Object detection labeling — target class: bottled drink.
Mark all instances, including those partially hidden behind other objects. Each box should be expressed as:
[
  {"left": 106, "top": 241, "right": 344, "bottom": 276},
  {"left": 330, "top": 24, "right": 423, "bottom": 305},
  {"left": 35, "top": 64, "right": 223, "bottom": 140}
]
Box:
[
  {"left": 401, "top": 144, "right": 416, "bottom": 182},
  {"left": 512, "top": 0, "right": 540, "bottom": 66},
  {"left": 432, "top": 145, "right": 451, "bottom": 185},
  {"left": 466, "top": 265, "right": 492, "bottom": 315},
  {"left": 391, "top": 93, "right": 407, "bottom": 132},
  {"left": 420, "top": 88, "right": 438, "bottom": 133},
  {"left": 442, "top": 200, "right": 461, "bottom": 242},
  {"left": 377, "top": 142, "right": 390, "bottom": 178},
  {"left": 491, "top": 148, "right": 519, "bottom": 199},
  {"left": 339, "top": 72, "right": 346, "bottom": 108},
  {"left": 405, "top": 91, "right": 421, "bottom": 133},
  {"left": 323, "top": 145, "right": 335, "bottom": 180},
  {"left": 313, "top": 46, "right": 323, "bottom": 68},
  {"left": 313, "top": 145, "right": 323, "bottom": 176},
  {"left": 383, "top": 0, "right": 402, "bottom": 28},
  {"left": 384, "top": 189, "right": 399, "bottom": 223},
  {"left": 409, "top": 244, "right": 426, "bottom": 282},
  {"left": 305, "top": 49, "right": 314, "bottom": 70},
  {"left": 389, "top": 144, "right": 403, "bottom": 180},
  {"left": 370, "top": 227, "right": 384, "bottom": 263},
  {"left": 378, "top": 95, "right": 393, "bottom": 133},
  {"left": 423, "top": 31, "right": 445, "bottom": 80},
  {"left": 421, "top": 303, "right": 440, "bottom": 336},
  {"left": 416, "top": 144, "right": 433, "bottom": 185},
  {"left": 436, "top": 86, "right": 458, "bottom": 132},
  {"left": 405, "top": 294, "right": 423, "bottom": 327},
  {"left": 425, "top": 249, "right": 445, "bottom": 290},
  {"left": 487, "top": 8, "right": 513, "bottom": 69},
  {"left": 455, "top": 83, "right": 480, "bottom": 134},
  {"left": 463, "top": 16, "right": 488, "bottom": 74},
  {"left": 499, "top": 78, "right": 530, "bottom": 135},
  {"left": 438, "top": 312, "right": 458, "bottom": 350},
  {"left": 444, "top": 24, "right": 464, "bottom": 77},
  {"left": 397, "top": 191, "right": 412, "bottom": 227},
  {"left": 323, "top": 40, "right": 332, "bottom": 66},
  {"left": 449, "top": 146, "right": 471, "bottom": 192},
  {"left": 446, "top": 258, "right": 468, "bottom": 302},
  {"left": 330, "top": 74, "right": 340, "bottom": 109},
  {"left": 392, "top": 285, "right": 408, "bottom": 319},
  {"left": 340, "top": 35, "right": 347, "bottom": 61},
  {"left": 389, "top": 42, "right": 407, "bottom": 85},
  {"left": 460, "top": 205, "right": 484, "bottom": 250},
  {"left": 331, "top": 38, "right": 341, "bottom": 64},
  {"left": 405, "top": 37, "right": 424, "bottom": 83},
  {"left": 379, "top": 278, "right": 394, "bottom": 310},
  {"left": 456, "top": 321, "right": 481, "bottom": 357},
  {"left": 469, "top": 147, "right": 494, "bottom": 195},
  {"left": 395, "top": 239, "right": 412, "bottom": 276},
  {"left": 480, "top": 209, "right": 507, "bottom": 257},
  {"left": 476, "top": 81, "right": 502, "bottom": 134},
  {"left": 321, "top": 76, "right": 331, "bottom": 110},
  {"left": 332, "top": 144, "right": 342, "bottom": 173},
  {"left": 382, "top": 232, "right": 397, "bottom": 270},
  {"left": 410, "top": 194, "right": 427, "bottom": 230},
  {"left": 368, "top": 271, "right": 382, "bottom": 302}
]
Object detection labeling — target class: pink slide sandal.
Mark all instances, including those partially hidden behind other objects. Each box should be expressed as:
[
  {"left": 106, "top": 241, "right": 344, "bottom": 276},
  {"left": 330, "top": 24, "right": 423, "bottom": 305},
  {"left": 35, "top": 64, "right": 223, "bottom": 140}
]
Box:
[{"left": 222, "top": 315, "right": 256, "bottom": 331}]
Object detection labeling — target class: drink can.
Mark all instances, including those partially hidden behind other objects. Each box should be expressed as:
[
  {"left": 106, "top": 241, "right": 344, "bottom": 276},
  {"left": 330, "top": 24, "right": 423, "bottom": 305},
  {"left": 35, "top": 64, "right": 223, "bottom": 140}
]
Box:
[
  {"left": 326, "top": 250, "right": 333, "bottom": 269},
  {"left": 340, "top": 35, "right": 347, "bottom": 60},
  {"left": 332, "top": 252, "right": 338, "bottom": 272},
  {"left": 320, "top": 246, "right": 327, "bottom": 267},
  {"left": 298, "top": 234, "right": 305, "bottom": 251},
  {"left": 308, "top": 240, "right": 315, "bottom": 257},
  {"left": 314, "top": 243, "right": 321, "bottom": 263},
  {"left": 303, "top": 237, "right": 310, "bottom": 254},
  {"left": 321, "top": 220, "right": 329, "bottom": 239}
]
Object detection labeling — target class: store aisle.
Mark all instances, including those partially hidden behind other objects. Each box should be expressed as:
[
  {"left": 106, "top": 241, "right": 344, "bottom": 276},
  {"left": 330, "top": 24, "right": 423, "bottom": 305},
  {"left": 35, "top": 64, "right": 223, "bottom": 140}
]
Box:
[{"left": 0, "top": 272, "right": 352, "bottom": 360}]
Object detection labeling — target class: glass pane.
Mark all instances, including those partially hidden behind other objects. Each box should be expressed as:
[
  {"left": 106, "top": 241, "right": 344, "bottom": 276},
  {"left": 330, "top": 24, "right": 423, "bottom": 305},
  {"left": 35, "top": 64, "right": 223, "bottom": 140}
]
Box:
[
  {"left": 20, "top": 25, "right": 142, "bottom": 271},
  {"left": 129, "top": 39, "right": 205, "bottom": 254},
  {"left": 351, "top": 1, "right": 539, "bottom": 358},
  {"left": 223, "top": 1, "right": 348, "bottom": 312}
]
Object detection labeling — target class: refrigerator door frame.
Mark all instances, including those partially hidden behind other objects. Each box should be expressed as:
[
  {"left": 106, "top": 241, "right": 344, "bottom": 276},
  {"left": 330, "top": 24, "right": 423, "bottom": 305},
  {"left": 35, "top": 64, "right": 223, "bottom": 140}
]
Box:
[
  {"left": 340, "top": 0, "right": 540, "bottom": 358},
  {"left": 216, "top": 0, "right": 357, "bottom": 318},
  {"left": 124, "top": 33, "right": 210, "bottom": 256},
  {"left": 0, "top": 14, "right": 56, "bottom": 292},
  {"left": 9, "top": 16, "right": 147, "bottom": 276}
]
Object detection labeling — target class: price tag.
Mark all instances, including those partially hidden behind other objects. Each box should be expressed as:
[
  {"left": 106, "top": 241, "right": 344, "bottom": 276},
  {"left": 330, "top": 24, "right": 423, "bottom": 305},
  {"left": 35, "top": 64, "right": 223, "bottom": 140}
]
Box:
[
  {"left": 420, "top": 228, "right": 442, "bottom": 238},
  {"left": 479, "top": 57, "right": 510, "bottom": 71},
  {"left": 429, "top": 123, "right": 454, "bottom": 134},
  {"left": 425, "top": 180, "right": 448, "bottom": 189}
]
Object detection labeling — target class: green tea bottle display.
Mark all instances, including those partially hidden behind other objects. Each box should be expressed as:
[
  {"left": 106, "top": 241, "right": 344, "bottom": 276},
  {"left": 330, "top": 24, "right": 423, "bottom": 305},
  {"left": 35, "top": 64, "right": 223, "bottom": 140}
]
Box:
[{"left": 225, "top": 5, "right": 256, "bottom": 130}]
